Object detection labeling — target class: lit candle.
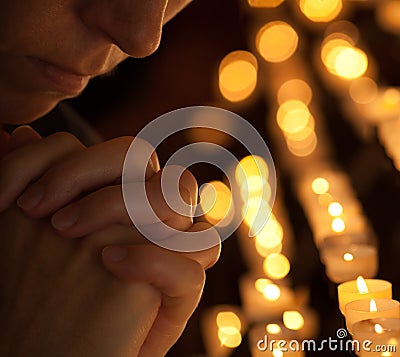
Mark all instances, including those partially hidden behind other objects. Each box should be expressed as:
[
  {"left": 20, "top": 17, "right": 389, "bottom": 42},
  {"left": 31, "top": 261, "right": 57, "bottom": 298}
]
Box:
[
  {"left": 352, "top": 318, "right": 400, "bottom": 357},
  {"left": 321, "top": 243, "right": 378, "bottom": 283},
  {"left": 345, "top": 298, "right": 400, "bottom": 334},
  {"left": 338, "top": 276, "right": 392, "bottom": 314},
  {"left": 239, "top": 275, "right": 296, "bottom": 322},
  {"left": 201, "top": 306, "right": 246, "bottom": 357}
]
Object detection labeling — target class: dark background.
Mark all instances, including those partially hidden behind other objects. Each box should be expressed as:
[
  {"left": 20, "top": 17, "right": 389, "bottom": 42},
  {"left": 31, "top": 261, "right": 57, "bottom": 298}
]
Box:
[{"left": 67, "top": 0, "right": 400, "bottom": 355}]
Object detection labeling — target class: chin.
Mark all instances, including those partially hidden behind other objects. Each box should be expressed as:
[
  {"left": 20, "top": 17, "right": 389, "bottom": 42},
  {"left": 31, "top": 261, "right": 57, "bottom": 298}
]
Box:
[{"left": 0, "top": 91, "right": 64, "bottom": 125}]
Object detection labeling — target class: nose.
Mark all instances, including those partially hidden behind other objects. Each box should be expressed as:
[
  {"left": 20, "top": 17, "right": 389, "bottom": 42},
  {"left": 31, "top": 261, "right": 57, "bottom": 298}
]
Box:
[{"left": 79, "top": 0, "right": 169, "bottom": 58}]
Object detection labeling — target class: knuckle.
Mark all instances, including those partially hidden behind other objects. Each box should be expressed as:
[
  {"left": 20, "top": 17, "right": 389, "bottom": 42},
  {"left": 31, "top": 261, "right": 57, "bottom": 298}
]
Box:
[
  {"left": 49, "top": 131, "right": 83, "bottom": 149},
  {"left": 186, "top": 259, "right": 206, "bottom": 292}
]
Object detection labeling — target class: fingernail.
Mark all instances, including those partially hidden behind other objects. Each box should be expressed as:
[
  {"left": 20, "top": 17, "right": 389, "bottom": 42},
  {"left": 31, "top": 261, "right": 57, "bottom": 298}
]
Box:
[
  {"left": 51, "top": 205, "right": 80, "bottom": 230},
  {"left": 11, "top": 125, "right": 33, "bottom": 135},
  {"left": 17, "top": 184, "right": 44, "bottom": 210},
  {"left": 102, "top": 246, "right": 127, "bottom": 263}
]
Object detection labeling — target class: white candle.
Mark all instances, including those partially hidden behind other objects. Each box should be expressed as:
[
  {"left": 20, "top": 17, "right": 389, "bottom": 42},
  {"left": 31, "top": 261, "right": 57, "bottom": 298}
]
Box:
[
  {"left": 352, "top": 318, "right": 400, "bottom": 357},
  {"left": 345, "top": 298, "right": 400, "bottom": 335},
  {"left": 338, "top": 277, "right": 392, "bottom": 314},
  {"left": 321, "top": 243, "right": 378, "bottom": 283}
]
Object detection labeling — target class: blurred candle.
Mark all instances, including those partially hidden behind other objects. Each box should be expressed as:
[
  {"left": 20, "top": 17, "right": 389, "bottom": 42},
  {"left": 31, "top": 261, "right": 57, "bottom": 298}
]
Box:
[
  {"left": 352, "top": 318, "right": 400, "bottom": 357},
  {"left": 338, "top": 277, "right": 392, "bottom": 314},
  {"left": 345, "top": 299, "right": 400, "bottom": 334},
  {"left": 322, "top": 243, "right": 378, "bottom": 283},
  {"left": 239, "top": 275, "right": 296, "bottom": 322}
]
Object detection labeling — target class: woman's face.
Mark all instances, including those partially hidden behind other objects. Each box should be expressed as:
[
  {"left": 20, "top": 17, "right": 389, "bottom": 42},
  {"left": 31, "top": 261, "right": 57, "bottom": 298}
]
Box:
[{"left": 0, "top": 0, "right": 192, "bottom": 124}]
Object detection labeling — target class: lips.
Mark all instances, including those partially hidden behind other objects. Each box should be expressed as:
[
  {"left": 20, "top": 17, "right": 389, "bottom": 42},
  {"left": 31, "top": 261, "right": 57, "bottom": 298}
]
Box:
[{"left": 28, "top": 57, "right": 91, "bottom": 95}]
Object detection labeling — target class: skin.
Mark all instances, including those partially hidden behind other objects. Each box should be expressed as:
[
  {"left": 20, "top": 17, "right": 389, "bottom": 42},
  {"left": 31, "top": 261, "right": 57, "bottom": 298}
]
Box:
[
  {"left": 0, "top": 1, "right": 221, "bottom": 356},
  {"left": 0, "top": 0, "right": 192, "bottom": 123}
]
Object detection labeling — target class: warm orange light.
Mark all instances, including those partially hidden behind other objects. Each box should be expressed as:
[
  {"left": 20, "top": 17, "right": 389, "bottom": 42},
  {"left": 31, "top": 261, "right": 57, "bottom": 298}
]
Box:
[
  {"left": 286, "top": 130, "right": 318, "bottom": 157},
  {"left": 277, "top": 100, "right": 311, "bottom": 134},
  {"left": 299, "top": 0, "right": 343, "bottom": 23},
  {"left": 331, "top": 217, "right": 345, "bottom": 233},
  {"left": 216, "top": 311, "right": 242, "bottom": 330},
  {"left": 377, "top": 1, "right": 400, "bottom": 35},
  {"left": 374, "top": 323, "right": 384, "bottom": 334},
  {"left": 266, "top": 323, "right": 282, "bottom": 335},
  {"left": 256, "top": 21, "right": 298, "bottom": 63},
  {"left": 219, "top": 51, "right": 258, "bottom": 102},
  {"left": 235, "top": 155, "right": 269, "bottom": 184},
  {"left": 200, "top": 181, "right": 233, "bottom": 226},
  {"left": 343, "top": 253, "right": 354, "bottom": 262},
  {"left": 263, "top": 253, "right": 291, "bottom": 279},
  {"left": 334, "top": 47, "right": 368, "bottom": 79},
  {"left": 277, "top": 79, "right": 313, "bottom": 106},
  {"left": 328, "top": 202, "right": 343, "bottom": 216},
  {"left": 283, "top": 311, "right": 305, "bottom": 330},
  {"left": 312, "top": 177, "right": 330, "bottom": 194},
  {"left": 217, "top": 327, "right": 242, "bottom": 348},
  {"left": 357, "top": 276, "right": 369, "bottom": 294},
  {"left": 370, "top": 299, "right": 378, "bottom": 313},
  {"left": 349, "top": 77, "right": 378, "bottom": 104},
  {"left": 248, "top": 0, "right": 285, "bottom": 7}
]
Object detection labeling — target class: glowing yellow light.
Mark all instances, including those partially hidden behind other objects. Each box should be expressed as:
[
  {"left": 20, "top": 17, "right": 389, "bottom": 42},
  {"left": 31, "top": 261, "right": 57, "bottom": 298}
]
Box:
[
  {"left": 256, "top": 21, "right": 298, "bottom": 63},
  {"left": 283, "top": 311, "right": 305, "bottom": 331},
  {"left": 277, "top": 79, "right": 313, "bottom": 106},
  {"left": 263, "top": 283, "right": 281, "bottom": 301},
  {"left": 216, "top": 311, "right": 242, "bottom": 330},
  {"left": 248, "top": 0, "right": 285, "bottom": 7},
  {"left": 286, "top": 130, "right": 318, "bottom": 157},
  {"left": 219, "top": 51, "right": 258, "bottom": 102},
  {"left": 299, "top": 0, "right": 343, "bottom": 22},
  {"left": 242, "top": 198, "right": 271, "bottom": 228},
  {"left": 266, "top": 323, "right": 282, "bottom": 335},
  {"left": 370, "top": 299, "right": 378, "bottom": 313},
  {"left": 328, "top": 202, "right": 343, "bottom": 216},
  {"left": 357, "top": 276, "right": 369, "bottom": 294},
  {"left": 311, "top": 177, "right": 330, "bottom": 194},
  {"left": 273, "top": 349, "right": 284, "bottom": 357},
  {"left": 321, "top": 38, "right": 353, "bottom": 71},
  {"left": 334, "top": 47, "right": 368, "bottom": 79},
  {"left": 255, "top": 278, "right": 273, "bottom": 292},
  {"left": 331, "top": 217, "right": 345, "bottom": 233},
  {"left": 318, "top": 192, "right": 333, "bottom": 207},
  {"left": 263, "top": 253, "right": 291, "bottom": 279},
  {"left": 284, "top": 115, "right": 315, "bottom": 142},
  {"left": 377, "top": 1, "right": 400, "bottom": 35},
  {"left": 374, "top": 324, "right": 384, "bottom": 334},
  {"left": 343, "top": 253, "right": 354, "bottom": 262},
  {"left": 383, "top": 88, "right": 400, "bottom": 110},
  {"left": 218, "top": 326, "right": 242, "bottom": 348},
  {"left": 277, "top": 100, "right": 311, "bottom": 134},
  {"left": 349, "top": 77, "right": 378, "bottom": 104},
  {"left": 200, "top": 181, "right": 232, "bottom": 226},
  {"left": 236, "top": 155, "right": 269, "bottom": 184}
]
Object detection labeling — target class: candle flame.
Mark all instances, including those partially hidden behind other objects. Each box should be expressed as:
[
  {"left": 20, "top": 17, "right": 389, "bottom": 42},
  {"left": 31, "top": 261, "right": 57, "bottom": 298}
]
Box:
[
  {"left": 374, "top": 323, "right": 384, "bottom": 334},
  {"left": 343, "top": 253, "right": 354, "bottom": 262},
  {"left": 370, "top": 299, "right": 378, "bottom": 313},
  {"left": 357, "top": 276, "right": 369, "bottom": 294}
]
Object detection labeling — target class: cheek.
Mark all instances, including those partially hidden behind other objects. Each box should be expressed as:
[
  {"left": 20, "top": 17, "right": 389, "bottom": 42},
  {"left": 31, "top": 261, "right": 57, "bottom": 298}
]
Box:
[{"left": 0, "top": 90, "right": 62, "bottom": 124}]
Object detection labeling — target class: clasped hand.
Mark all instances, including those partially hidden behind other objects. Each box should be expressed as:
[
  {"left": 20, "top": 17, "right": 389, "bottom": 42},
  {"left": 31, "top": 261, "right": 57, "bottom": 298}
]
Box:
[{"left": 0, "top": 126, "right": 220, "bottom": 357}]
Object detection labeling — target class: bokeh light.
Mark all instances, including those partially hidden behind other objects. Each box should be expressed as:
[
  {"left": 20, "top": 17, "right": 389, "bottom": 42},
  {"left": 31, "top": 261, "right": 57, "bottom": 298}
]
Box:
[
  {"left": 248, "top": 0, "right": 285, "bottom": 7},
  {"left": 263, "top": 253, "right": 291, "bottom": 279},
  {"left": 219, "top": 51, "right": 258, "bottom": 102},
  {"left": 277, "top": 79, "right": 313, "bottom": 106},
  {"left": 331, "top": 217, "right": 346, "bottom": 233},
  {"left": 256, "top": 21, "right": 298, "bottom": 63},
  {"left": 312, "top": 177, "right": 330, "bottom": 194},
  {"left": 200, "top": 181, "right": 233, "bottom": 226},
  {"left": 299, "top": 0, "right": 343, "bottom": 23},
  {"left": 349, "top": 77, "right": 378, "bottom": 104},
  {"left": 283, "top": 311, "right": 305, "bottom": 330}
]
